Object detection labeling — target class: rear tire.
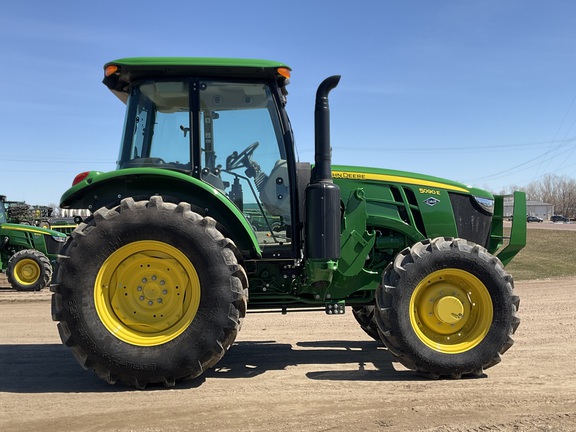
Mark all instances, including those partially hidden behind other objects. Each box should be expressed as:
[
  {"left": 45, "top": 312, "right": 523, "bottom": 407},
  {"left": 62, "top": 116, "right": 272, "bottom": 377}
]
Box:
[
  {"left": 52, "top": 196, "right": 248, "bottom": 388},
  {"left": 7, "top": 249, "right": 52, "bottom": 291},
  {"left": 375, "top": 237, "right": 520, "bottom": 378}
]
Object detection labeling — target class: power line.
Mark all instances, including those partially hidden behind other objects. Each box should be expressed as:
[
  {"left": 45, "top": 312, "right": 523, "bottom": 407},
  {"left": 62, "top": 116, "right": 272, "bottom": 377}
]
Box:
[
  {"left": 331, "top": 139, "right": 574, "bottom": 154},
  {"left": 534, "top": 92, "right": 576, "bottom": 179},
  {"left": 466, "top": 136, "right": 576, "bottom": 182},
  {"left": 2, "top": 157, "right": 111, "bottom": 164}
]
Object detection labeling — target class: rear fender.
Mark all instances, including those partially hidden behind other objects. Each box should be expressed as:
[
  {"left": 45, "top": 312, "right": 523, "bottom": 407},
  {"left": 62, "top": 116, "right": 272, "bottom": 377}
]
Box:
[{"left": 60, "top": 169, "right": 261, "bottom": 258}]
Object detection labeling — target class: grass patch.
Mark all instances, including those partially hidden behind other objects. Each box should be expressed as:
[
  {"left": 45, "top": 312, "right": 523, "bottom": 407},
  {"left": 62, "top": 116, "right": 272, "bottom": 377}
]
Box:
[{"left": 504, "top": 228, "right": 576, "bottom": 281}]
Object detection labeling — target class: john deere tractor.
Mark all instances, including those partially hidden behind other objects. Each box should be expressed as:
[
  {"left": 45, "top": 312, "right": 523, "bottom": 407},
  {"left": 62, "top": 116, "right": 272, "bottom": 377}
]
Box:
[
  {"left": 0, "top": 195, "right": 67, "bottom": 291},
  {"left": 52, "top": 58, "right": 526, "bottom": 388}
]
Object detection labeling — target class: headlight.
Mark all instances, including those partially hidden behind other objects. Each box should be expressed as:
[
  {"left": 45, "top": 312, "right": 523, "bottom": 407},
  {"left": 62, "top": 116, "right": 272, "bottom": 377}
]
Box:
[
  {"left": 473, "top": 196, "right": 494, "bottom": 215},
  {"left": 52, "top": 235, "right": 67, "bottom": 243}
]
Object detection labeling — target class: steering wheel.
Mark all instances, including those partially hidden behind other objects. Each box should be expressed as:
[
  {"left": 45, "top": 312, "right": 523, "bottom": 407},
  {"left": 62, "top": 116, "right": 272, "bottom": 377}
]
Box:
[{"left": 226, "top": 142, "right": 259, "bottom": 171}]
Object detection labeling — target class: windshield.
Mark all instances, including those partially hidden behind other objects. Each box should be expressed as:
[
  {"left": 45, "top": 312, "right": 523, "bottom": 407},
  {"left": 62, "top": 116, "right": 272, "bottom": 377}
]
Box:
[
  {"left": 118, "top": 81, "right": 191, "bottom": 171},
  {"left": 117, "top": 80, "right": 291, "bottom": 245}
]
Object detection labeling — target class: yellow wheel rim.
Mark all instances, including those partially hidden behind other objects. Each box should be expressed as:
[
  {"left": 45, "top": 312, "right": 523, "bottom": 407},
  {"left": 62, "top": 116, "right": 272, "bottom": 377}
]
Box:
[
  {"left": 94, "top": 240, "right": 201, "bottom": 346},
  {"left": 410, "top": 269, "right": 493, "bottom": 354},
  {"left": 14, "top": 259, "right": 41, "bottom": 285}
]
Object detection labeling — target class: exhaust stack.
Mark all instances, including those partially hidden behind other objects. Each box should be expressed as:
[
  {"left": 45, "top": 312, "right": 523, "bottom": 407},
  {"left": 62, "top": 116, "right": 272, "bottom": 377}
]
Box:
[
  {"left": 312, "top": 75, "right": 341, "bottom": 183},
  {"left": 306, "top": 75, "right": 341, "bottom": 261}
]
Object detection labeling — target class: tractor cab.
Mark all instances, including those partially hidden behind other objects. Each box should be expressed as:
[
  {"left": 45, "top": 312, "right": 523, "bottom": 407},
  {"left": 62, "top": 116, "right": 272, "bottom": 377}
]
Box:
[{"left": 110, "top": 61, "right": 297, "bottom": 249}]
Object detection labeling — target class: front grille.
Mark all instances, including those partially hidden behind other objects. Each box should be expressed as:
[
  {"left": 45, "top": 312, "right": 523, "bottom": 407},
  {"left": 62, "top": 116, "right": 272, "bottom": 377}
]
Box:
[
  {"left": 52, "top": 226, "right": 75, "bottom": 236},
  {"left": 44, "top": 235, "right": 65, "bottom": 255},
  {"left": 449, "top": 193, "right": 492, "bottom": 247},
  {"left": 403, "top": 187, "right": 426, "bottom": 236}
]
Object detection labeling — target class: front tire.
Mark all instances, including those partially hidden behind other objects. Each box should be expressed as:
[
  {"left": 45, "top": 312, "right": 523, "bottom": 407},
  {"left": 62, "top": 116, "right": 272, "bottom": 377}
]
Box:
[
  {"left": 352, "top": 305, "right": 381, "bottom": 342},
  {"left": 52, "top": 196, "right": 248, "bottom": 388},
  {"left": 375, "top": 237, "right": 520, "bottom": 378},
  {"left": 7, "top": 249, "right": 52, "bottom": 291}
]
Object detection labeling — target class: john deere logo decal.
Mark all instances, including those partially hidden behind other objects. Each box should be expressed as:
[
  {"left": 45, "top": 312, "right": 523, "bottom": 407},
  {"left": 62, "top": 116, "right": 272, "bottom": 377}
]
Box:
[{"left": 424, "top": 197, "right": 440, "bottom": 206}]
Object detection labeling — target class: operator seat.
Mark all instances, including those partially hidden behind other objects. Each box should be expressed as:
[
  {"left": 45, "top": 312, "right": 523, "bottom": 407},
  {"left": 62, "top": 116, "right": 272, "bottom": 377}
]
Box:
[{"left": 258, "top": 160, "right": 291, "bottom": 225}]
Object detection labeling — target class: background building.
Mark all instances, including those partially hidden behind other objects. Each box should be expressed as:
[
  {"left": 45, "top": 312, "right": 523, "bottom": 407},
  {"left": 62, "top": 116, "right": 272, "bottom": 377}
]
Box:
[{"left": 504, "top": 197, "right": 554, "bottom": 220}]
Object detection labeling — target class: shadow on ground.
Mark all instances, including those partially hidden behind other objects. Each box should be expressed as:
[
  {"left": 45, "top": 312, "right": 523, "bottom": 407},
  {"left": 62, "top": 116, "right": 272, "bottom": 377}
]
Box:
[{"left": 0, "top": 339, "right": 423, "bottom": 393}]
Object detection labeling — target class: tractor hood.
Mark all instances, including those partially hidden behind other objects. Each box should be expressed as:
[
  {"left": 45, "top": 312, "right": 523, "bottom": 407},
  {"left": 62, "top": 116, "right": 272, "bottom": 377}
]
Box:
[
  {"left": 0, "top": 222, "right": 67, "bottom": 239},
  {"left": 331, "top": 165, "right": 490, "bottom": 198}
]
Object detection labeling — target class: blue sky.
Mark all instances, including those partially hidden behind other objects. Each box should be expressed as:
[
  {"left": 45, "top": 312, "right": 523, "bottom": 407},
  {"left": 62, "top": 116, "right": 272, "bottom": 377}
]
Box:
[{"left": 1, "top": 1, "right": 576, "bottom": 206}]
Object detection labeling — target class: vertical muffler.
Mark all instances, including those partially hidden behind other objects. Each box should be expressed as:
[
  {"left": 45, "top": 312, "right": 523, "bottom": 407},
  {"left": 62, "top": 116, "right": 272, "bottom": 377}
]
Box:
[{"left": 305, "top": 75, "right": 341, "bottom": 260}]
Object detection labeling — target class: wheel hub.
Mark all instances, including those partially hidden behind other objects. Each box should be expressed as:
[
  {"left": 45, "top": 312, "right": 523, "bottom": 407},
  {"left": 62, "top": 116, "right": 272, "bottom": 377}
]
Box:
[
  {"left": 434, "top": 296, "right": 464, "bottom": 325},
  {"left": 15, "top": 259, "right": 40, "bottom": 284},
  {"left": 142, "top": 279, "right": 163, "bottom": 300},
  {"left": 110, "top": 255, "right": 186, "bottom": 332}
]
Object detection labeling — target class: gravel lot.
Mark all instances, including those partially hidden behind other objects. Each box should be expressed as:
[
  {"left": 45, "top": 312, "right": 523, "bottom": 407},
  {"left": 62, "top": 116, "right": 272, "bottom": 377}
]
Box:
[{"left": 1, "top": 271, "right": 576, "bottom": 431}]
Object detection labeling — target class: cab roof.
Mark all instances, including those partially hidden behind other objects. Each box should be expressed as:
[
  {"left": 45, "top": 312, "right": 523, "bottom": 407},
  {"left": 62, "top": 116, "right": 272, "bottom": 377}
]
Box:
[{"left": 103, "top": 57, "right": 291, "bottom": 93}]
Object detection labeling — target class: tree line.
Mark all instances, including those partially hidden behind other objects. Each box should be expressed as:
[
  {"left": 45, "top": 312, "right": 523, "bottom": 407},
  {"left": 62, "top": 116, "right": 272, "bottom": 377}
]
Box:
[{"left": 504, "top": 174, "right": 576, "bottom": 218}]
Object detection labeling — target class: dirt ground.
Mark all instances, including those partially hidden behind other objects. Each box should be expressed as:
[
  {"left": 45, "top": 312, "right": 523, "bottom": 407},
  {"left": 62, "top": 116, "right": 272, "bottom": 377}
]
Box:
[{"left": 1, "top": 272, "right": 575, "bottom": 432}]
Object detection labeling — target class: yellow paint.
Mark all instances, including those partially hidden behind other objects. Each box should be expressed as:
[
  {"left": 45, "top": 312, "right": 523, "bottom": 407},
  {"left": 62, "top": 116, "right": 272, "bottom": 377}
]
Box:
[
  {"left": 13, "top": 258, "right": 41, "bottom": 286},
  {"left": 94, "top": 240, "right": 201, "bottom": 346},
  {"left": 3, "top": 226, "right": 46, "bottom": 236},
  {"left": 409, "top": 268, "right": 493, "bottom": 354},
  {"left": 333, "top": 171, "right": 469, "bottom": 193}
]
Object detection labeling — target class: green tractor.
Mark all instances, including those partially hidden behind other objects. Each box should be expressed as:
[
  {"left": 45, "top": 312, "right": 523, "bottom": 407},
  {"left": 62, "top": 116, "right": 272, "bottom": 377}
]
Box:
[
  {"left": 0, "top": 195, "right": 67, "bottom": 291},
  {"left": 52, "top": 58, "right": 526, "bottom": 388}
]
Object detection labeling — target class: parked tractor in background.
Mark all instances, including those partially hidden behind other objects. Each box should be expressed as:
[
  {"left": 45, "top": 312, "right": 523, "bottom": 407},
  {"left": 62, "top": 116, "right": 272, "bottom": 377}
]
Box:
[
  {"left": 2, "top": 198, "right": 78, "bottom": 236},
  {"left": 53, "top": 58, "right": 526, "bottom": 388},
  {"left": 41, "top": 217, "right": 78, "bottom": 236},
  {"left": 0, "top": 195, "right": 67, "bottom": 291}
]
